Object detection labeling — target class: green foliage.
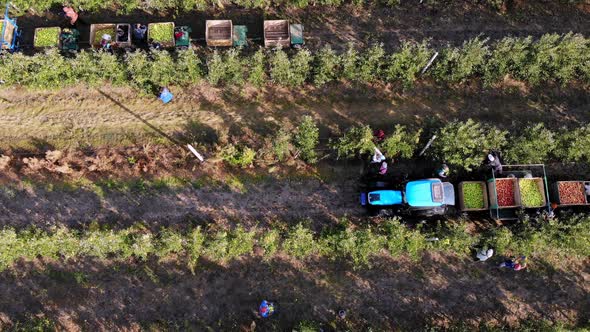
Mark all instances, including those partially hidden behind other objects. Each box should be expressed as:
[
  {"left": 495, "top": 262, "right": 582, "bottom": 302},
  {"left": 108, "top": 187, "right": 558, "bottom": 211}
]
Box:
[
  {"left": 187, "top": 227, "right": 205, "bottom": 273},
  {"left": 270, "top": 49, "right": 312, "bottom": 86},
  {"left": 431, "top": 119, "right": 507, "bottom": 171},
  {"left": 525, "top": 33, "right": 561, "bottom": 86},
  {"left": 227, "top": 226, "right": 256, "bottom": 259},
  {"left": 554, "top": 33, "right": 590, "bottom": 85},
  {"left": 2, "top": 34, "right": 589, "bottom": 91},
  {"left": 434, "top": 37, "right": 489, "bottom": 82},
  {"left": 269, "top": 49, "right": 291, "bottom": 85},
  {"left": 149, "top": 50, "right": 176, "bottom": 86},
  {"left": 129, "top": 233, "right": 154, "bottom": 260},
  {"left": 291, "top": 49, "right": 313, "bottom": 86},
  {"left": 380, "top": 124, "right": 421, "bottom": 159},
  {"left": 357, "top": 43, "right": 385, "bottom": 82},
  {"left": 220, "top": 144, "right": 256, "bottom": 168},
  {"left": 282, "top": 223, "right": 317, "bottom": 259},
  {"left": 555, "top": 125, "right": 590, "bottom": 162},
  {"left": 385, "top": 41, "right": 432, "bottom": 87},
  {"left": 207, "top": 49, "right": 244, "bottom": 86},
  {"left": 340, "top": 44, "right": 360, "bottom": 81},
  {"left": 313, "top": 45, "right": 341, "bottom": 86},
  {"left": 260, "top": 229, "right": 280, "bottom": 258},
  {"left": 326, "top": 227, "right": 385, "bottom": 268},
  {"left": 505, "top": 123, "right": 555, "bottom": 164},
  {"left": 294, "top": 115, "right": 320, "bottom": 163},
  {"left": 484, "top": 36, "right": 532, "bottom": 84},
  {"left": 272, "top": 129, "right": 292, "bottom": 161},
  {"left": 294, "top": 320, "right": 322, "bottom": 332},
  {"left": 433, "top": 222, "right": 479, "bottom": 254},
  {"left": 175, "top": 49, "right": 203, "bottom": 85},
  {"left": 125, "top": 51, "right": 154, "bottom": 92},
  {"left": 0, "top": 215, "right": 589, "bottom": 272},
  {"left": 331, "top": 125, "right": 375, "bottom": 159},
  {"left": 383, "top": 219, "right": 426, "bottom": 261},
  {"left": 247, "top": 49, "right": 267, "bottom": 88},
  {"left": 155, "top": 229, "right": 184, "bottom": 258}
]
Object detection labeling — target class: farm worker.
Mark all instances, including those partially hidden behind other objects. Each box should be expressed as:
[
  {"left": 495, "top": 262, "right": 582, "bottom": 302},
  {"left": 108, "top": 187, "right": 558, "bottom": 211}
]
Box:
[
  {"left": 149, "top": 38, "right": 162, "bottom": 50},
  {"left": 373, "top": 129, "right": 385, "bottom": 142},
  {"left": 487, "top": 153, "right": 503, "bottom": 174},
  {"left": 259, "top": 300, "right": 276, "bottom": 318},
  {"left": 436, "top": 164, "right": 449, "bottom": 178},
  {"left": 159, "top": 87, "right": 173, "bottom": 104},
  {"left": 372, "top": 147, "right": 386, "bottom": 163},
  {"left": 379, "top": 161, "right": 388, "bottom": 175},
  {"left": 499, "top": 256, "right": 527, "bottom": 271},
  {"left": 476, "top": 248, "right": 494, "bottom": 261},
  {"left": 133, "top": 24, "right": 147, "bottom": 41},
  {"left": 62, "top": 6, "right": 78, "bottom": 26},
  {"left": 101, "top": 34, "right": 112, "bottom": 51}
]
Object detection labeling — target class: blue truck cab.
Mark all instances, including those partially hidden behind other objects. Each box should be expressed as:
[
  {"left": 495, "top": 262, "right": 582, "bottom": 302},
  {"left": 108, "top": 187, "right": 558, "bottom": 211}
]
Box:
[{"left": 404, "top": 179, "right": 455, "bottom": 215}]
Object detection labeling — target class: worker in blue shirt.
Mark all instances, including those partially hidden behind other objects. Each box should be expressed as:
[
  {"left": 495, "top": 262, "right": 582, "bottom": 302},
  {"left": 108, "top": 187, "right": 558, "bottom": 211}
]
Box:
[{"left": 259, "top": 300, "right": 276, "bottom": 318}]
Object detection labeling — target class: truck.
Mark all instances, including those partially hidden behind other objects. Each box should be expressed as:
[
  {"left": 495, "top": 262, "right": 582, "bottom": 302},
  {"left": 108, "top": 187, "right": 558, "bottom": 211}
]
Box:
[{"left": 360, "top": 178, "right": 455, "bottom": 217}]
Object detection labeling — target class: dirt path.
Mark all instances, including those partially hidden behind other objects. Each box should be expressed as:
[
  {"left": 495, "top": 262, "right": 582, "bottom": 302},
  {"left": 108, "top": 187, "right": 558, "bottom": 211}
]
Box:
[
  {"left": 15, "top": 1, "right": 590, "bottom": 50},
  {"left": 0, "top": 170, "right": 361, "bottom": 230},
  {"left": 0, "top": 253, "right": 588, "bottom": 331},
  {"left": 1, "top": 84, "right": 589, "bottom": 149}
]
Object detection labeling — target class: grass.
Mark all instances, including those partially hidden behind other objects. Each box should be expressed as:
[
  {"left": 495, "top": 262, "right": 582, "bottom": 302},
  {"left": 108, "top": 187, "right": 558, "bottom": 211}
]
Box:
[{"left": 1, "top": 83, "right": 588, "bottom": 151}]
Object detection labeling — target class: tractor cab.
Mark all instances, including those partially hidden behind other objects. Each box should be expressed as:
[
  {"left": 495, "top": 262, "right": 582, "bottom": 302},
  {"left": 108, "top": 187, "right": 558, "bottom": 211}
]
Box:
[{"left": 405, "top": 179, "right": 455, "bottom": 216}]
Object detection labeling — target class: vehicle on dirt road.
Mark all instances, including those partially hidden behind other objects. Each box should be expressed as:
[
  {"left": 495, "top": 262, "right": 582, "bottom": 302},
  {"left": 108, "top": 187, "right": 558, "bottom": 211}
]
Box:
[{"left": 360, "top": 178, "right": 456, "bottom": 217}]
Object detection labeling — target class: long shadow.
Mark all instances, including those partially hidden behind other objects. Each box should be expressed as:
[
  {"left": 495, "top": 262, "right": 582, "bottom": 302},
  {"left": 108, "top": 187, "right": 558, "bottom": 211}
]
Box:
[
  {"left": 1, "top": 253, "right": 588, "bottom": 330},
  {"left": 97, "top": 89, "right": 183, "bottom": 147}
]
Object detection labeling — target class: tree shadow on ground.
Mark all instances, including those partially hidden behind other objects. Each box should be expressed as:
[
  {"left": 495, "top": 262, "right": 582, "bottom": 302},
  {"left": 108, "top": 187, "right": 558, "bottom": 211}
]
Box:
[{"left": 0, "top": 253, "right": 588, "bottom": 331}]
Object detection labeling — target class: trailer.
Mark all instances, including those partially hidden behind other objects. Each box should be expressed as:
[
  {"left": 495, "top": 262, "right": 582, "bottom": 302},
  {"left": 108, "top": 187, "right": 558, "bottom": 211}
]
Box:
[
  {"left": 488, "top": 164, "right": 551, "bottom": 220},
  {"left": 206, "top": 20, "right": 233, "bottom": 47},
  {"left": 0, "top": 3, "right": 20, "bottom": 52}
]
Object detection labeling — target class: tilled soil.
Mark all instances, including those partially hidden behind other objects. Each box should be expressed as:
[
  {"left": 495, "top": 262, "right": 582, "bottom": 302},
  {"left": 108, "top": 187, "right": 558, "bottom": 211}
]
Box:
[{"left": 0, "top": 253, "right": 588, "bottom": 331}]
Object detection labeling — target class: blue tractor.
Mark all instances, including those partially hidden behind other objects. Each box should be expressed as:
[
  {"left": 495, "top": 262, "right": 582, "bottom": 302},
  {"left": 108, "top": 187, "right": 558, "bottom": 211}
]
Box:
[
  {"left": 0, "top": 3, "right": 20, "bottom": 53},
  {"left": 360, "top": 178, "right": 455, "bottom": 217}
]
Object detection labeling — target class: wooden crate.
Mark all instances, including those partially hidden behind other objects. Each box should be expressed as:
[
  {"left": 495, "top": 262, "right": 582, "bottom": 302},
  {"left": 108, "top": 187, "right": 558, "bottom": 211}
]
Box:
[
  {"left": 206, "top": 20, "right": 233, "bottom": 47},
  {"left": 458, "top": 181, "right": 489, "bottom": 211},
  {"left": 264, "top": 20, "right": 290, "bottom": 48}
]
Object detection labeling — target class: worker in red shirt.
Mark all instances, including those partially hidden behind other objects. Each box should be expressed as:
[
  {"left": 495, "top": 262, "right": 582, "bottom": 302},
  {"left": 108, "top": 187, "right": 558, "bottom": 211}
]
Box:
[{"left": 62, "top": 6, "right": 79, "bottom": 26}]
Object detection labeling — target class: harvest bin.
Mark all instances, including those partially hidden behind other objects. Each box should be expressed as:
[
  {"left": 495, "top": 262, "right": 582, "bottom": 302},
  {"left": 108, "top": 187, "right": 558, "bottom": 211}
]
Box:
[
  {"left": 148, "top": 22, "right": 175, "bottom": 48},
  {"left": 553, "top": 181, "right": 589, "bottom": 206},
  {"left": 206, "top": 20, "right": 233, "bottom": 47},
  {"left": 487, "top": 178, "right": 521, "bottom": 209},
  {"left": 33, "top": 27, "right": 60, "bottom": 48},
  {"left": 264, "top": 20, "right": 290, "bottom": 48},
  {"left": 90, "top": 23, "right": 116, "bottom": 48},
  {"left": 517, "top": 178, "right": 547, "bottom": 208},
  {"left": 458, "top": 181, "right": 488, "bottom": 211}
]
